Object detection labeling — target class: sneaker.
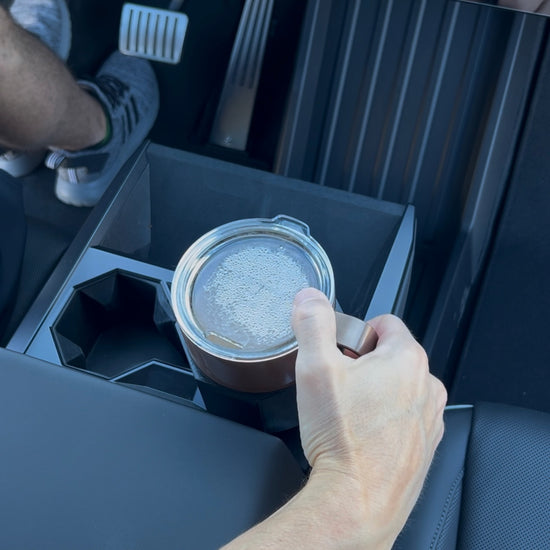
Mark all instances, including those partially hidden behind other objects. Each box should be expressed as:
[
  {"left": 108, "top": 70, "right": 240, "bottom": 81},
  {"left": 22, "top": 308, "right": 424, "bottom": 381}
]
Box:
[
  {"left": 0, "top": 0, "right": 72, "bottom": 178},
  {"left": 10, "top": 0, "right": 72, "bottom": 60},
  {"left": 46, "top": 52, "right": 160, "bottom": 207}
]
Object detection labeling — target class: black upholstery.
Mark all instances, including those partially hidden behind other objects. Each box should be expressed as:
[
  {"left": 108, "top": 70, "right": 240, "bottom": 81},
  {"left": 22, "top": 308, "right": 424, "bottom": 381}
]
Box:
[
  {"left": 394, "top": 403, "right": 550, "bottom": 549},
  {"left": 0, "top": 348, "right": 304, "bottom": 549},
  {"left": 459, "top": 403, "right": 550, "bottom": 549}
]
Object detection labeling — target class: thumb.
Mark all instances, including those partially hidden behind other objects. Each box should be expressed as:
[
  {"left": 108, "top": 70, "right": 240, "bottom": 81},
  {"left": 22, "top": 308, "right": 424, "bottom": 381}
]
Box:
[{"left": 292, "top": 288, "right": 340, "bottom": 372}]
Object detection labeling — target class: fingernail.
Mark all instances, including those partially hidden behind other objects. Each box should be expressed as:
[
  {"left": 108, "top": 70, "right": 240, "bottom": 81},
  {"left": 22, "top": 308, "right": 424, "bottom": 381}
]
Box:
[{"left": 293, "top": 287, "right": 328, "bottom": 307}]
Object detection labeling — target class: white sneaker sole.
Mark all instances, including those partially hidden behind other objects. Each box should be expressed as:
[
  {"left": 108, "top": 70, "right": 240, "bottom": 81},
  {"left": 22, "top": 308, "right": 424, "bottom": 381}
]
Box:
[
  {"left": 55, "top": 163, "right": 119, "bottom": 207},
  {"left": 54, "top": 142, "right": 137, "bottom": 207}
]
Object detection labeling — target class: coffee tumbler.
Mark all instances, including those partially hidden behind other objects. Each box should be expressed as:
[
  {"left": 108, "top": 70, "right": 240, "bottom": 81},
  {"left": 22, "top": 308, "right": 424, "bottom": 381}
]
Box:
[{"left": 171, "top": 215, "right": 377, "bottom": 393}]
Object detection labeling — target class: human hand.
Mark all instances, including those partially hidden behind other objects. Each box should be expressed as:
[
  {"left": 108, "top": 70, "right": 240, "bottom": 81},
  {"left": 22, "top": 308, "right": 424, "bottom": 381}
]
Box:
[{"left": 292, "top": 288, "right": 447, "bottom": 546}]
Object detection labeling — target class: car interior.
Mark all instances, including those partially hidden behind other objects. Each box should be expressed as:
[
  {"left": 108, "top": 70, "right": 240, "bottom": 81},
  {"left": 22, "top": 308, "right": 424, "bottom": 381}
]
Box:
[{"left": 0, "top": 0, "right": 549, "bottom": 548}]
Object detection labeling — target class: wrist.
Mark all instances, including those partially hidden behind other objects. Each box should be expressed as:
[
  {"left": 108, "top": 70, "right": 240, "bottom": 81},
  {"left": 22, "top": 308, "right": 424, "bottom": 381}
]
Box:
[
  {"left": 304, "top": 468, "right": 395, "bottom": 550},
  {"left": 222, "top": 459, "right": 399, "bottom": 549}
]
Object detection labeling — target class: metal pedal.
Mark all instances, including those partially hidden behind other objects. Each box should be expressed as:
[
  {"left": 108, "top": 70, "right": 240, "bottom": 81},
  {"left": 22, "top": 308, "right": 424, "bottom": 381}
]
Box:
[
  {"left": 118, "top": 3, "right": 188, "bottom": 65},
  {"left": 209, "top": 0, "right": 274, "bottom": 150}
]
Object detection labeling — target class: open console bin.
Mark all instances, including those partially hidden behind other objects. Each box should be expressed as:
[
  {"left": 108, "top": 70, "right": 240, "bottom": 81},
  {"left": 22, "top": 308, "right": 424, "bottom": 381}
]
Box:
[{"left": 11, "top": 142, "right": 415, "bottom": 427}]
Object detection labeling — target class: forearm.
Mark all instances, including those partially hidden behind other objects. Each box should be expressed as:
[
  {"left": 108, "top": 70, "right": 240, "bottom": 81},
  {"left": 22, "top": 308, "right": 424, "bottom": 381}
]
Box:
[{"left": 222, "top": 470, "right": 394, "bottom": 550}]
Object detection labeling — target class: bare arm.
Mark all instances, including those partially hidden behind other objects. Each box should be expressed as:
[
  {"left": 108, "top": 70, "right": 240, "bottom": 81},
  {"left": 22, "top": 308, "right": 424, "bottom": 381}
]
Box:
[{"left": 223, "top": 288, "right": 447, "bottom": 549}]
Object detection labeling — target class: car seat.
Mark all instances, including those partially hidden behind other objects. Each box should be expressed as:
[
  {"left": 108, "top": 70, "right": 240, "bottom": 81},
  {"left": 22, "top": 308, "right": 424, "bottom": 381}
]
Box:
[{"left": 394, "top": 402, "right": 550, "bottom": 549}]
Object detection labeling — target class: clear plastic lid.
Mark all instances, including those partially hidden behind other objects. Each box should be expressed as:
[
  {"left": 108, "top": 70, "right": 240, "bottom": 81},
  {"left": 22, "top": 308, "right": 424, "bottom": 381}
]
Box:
[
  {"left": 191, "top": 236, "right": 318, "bottom": 353},
  {"left": 171, "top": 216, "right": 335, "bottom": 361}
]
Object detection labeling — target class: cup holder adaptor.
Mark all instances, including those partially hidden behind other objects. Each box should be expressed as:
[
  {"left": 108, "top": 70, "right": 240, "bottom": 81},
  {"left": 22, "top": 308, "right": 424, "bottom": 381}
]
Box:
[
  {"left": 112, "top": 360, "right": 199, "bottom": 408},
  {"left": 52, "top": 270, "right": 188, "bottom": 378}
]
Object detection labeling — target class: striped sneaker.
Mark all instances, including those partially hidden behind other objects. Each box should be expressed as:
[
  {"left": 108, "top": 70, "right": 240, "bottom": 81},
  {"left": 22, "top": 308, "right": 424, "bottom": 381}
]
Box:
[{"left": 45, "top": 52, "right": 159, "bottom": 207}]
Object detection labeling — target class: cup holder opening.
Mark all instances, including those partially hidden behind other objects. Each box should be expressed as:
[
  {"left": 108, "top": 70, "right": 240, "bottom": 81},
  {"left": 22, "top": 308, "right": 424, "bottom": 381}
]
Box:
[{"left": 52, "top": 270, "right": 189, "bottom": 378}]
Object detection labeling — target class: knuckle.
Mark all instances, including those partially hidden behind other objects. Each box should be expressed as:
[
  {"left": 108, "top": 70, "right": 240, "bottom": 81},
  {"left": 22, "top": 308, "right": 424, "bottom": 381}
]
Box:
[
  {"left": 435, "top": 379, "right": 448, "bottom": 409},
  {"left": 427, "top": 376, "right": 448, "bottom": 411},
  {"left": 401, "top": 340, "right": 429, "bottom": 372}
]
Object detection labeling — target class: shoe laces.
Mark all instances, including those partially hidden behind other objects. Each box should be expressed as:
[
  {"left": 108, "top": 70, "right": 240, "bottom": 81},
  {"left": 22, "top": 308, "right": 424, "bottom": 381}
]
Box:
[
  {"left": 45, "top": 150, "right": 83, "bottom": 183},
  {"left": 45, "top": 150, "right": 66, "bottom": 169},
  {"left": 46, "top": 149, "right": 89, "bottom": 184},
  {"left": 46, "top": 146, "right": 109, "bottom": 184}
]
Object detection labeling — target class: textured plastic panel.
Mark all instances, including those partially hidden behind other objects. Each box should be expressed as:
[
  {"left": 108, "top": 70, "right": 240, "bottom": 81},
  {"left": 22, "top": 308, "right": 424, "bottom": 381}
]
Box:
[
  {"left": 279, "top": 0, "right": 521, "bottom": 236},
  {"left": 277, "top": 0, "right": 545, "bottom": 373}
]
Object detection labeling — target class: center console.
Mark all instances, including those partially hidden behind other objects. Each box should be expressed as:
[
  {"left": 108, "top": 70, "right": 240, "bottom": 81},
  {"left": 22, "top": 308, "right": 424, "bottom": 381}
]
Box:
[
  {"left": 9, "top": 141, "right": 415, "bottom": 434},
  {"left": 3, "top": 140, "right": 414, "bottom": 545}
]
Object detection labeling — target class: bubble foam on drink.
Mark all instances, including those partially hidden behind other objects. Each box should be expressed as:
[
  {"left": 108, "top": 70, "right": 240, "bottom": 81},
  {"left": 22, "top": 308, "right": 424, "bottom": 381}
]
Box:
[{"left": 192, "top": 239, "right": 315, "bottom": 353}]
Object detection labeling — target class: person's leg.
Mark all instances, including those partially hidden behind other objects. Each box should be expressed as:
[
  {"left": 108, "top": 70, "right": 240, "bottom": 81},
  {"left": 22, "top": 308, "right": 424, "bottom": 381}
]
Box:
[
  {"left": 0, "top": 0, "right": 159, "bottom": 207},
  {"left": 45, "top": 51, "right": 159, "bottom": 206},
  {"left": 0, "top": 0, "right": 74, "bottom": 177},
  {"left": 0, "top": 4, "right": 106, "bottom": 152}
]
